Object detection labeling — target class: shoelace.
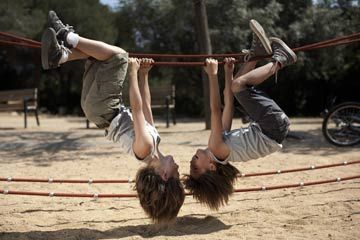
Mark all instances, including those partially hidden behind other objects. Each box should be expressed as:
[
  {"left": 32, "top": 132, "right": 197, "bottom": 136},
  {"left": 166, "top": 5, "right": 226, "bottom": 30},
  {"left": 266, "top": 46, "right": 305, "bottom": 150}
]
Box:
[
  {"left": 272, "top": 49, "right": 285, "bottom": 84},
  {"left": 54, "top": 23, "right": 74, "bottom": 36},
  {"left": 60, "top": 43, "right": 72, "bottom": 55},
  {"left": 271, "top": 47, "right": 291, "bottom": 84},
  {"left": 273, "top": 48, "right": 288, "bottom": 65},
  {"left": 242, "top": 34, "right": 268, "bottom": 62},
  {"left": 271, "top": 62, "right": 279, "bottom": 84},
  {"left": 241, "top": 49, "right": 252, "bottom": 62},
  {"left": 57, "top": 43, "right": 72, "bottom": 65}
]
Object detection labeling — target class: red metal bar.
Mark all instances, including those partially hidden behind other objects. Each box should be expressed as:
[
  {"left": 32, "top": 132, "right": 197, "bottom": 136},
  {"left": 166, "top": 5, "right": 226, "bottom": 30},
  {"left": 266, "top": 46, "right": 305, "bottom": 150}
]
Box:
[
  {"left": 293, "top": 32, "right": 360, "bottom": 52},
  {"left": 0, "top": 31, "right": 359, "bottom": 61},
  {"left": 0, "top": 32, "right": 41, "bottom": 46},
  {"left": 0, "top": 190, "right": 137, "bottom": 198},
  {"left": 233, "top": 175, "right": 360, "bottom": 193},
  {"left": 129, "top": 52, "right": 246, "bottom": 58},
  {"left": 1, "top": 175, "right": 359, "bottom": 198},
  {"left": 0, "top": 178, "right": 133, "bottom": 184},
  {"left": 0, "top": 40, "right": 41, "bottom": 49},
  {"left": 1, "top": 160, "right": 358, "bottom": 184},
  {"left": 239, "top": 160, "right": 360, "bottom": 177}
]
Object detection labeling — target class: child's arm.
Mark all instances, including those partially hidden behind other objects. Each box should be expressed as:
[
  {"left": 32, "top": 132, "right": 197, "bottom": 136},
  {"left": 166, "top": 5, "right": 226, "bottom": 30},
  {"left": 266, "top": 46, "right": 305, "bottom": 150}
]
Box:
[
  {"left": 128, "top": 58, "right": 153, "bottom": 159},
  {"left": 222, "top": 58, "right": 235, "bottom": 132},
  {"left": 204, "top": 58, "right": 230, "bottom": 159},
  {"left": 138, "top": 58, "right": 155, "bottom": 126}
]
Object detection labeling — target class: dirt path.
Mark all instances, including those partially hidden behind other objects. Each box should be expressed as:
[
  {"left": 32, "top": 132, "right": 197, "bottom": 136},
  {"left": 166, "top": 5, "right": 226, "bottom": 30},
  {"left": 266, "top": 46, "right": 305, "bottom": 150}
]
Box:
[{"left": 0, "top": 113, "right": 359, "bottom": 240}]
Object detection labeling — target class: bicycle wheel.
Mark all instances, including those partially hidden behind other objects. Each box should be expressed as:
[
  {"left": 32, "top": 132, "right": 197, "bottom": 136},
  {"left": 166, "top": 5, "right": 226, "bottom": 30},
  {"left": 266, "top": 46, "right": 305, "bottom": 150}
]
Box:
[{"left": 322, "top": 102, "right": 360, "bottom": 146}]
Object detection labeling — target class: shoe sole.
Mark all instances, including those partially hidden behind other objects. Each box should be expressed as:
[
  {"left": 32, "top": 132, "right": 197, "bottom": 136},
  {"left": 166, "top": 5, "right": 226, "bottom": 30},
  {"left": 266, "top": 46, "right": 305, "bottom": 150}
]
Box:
[
  {"left": 269, "top": 37, "right": 297, "bottom": 63},
  {"left": 41, "top": 28, "right": 56, "bottom": 70},
  {"left": 249, "top": 19, "right": 272, "bottom": 55}
]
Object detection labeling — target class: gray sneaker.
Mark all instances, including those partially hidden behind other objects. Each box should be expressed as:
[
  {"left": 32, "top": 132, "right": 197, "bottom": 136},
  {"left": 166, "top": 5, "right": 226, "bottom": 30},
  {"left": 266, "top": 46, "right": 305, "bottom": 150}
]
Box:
[
  {"left": 41, "top": 28, "right": 70, "bottom": 70},
  {"left": 48, "top": 10, "right": 75, "bottom": 48},
  {"left": 270, "top": 37, "right": 297, "bottom": 68},
  {"left": 249, "top": 19, "right": 272, "bottom": 56}
]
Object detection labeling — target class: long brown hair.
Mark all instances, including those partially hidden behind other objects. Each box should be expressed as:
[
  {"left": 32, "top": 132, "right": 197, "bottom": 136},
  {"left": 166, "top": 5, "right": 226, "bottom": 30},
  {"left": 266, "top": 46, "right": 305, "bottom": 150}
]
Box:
[
  {"left": 184, "top": 163, "right": 239, "bottom": 210},
  {"left": 135, "top": 166, "right": 185, "bottom": 225}
]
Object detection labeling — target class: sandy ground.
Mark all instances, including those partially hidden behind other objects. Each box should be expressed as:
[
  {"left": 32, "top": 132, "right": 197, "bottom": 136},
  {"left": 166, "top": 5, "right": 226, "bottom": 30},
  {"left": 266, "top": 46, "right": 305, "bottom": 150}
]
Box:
[{"left": 0, "top": 112, "right": 359, "bottom": 240}]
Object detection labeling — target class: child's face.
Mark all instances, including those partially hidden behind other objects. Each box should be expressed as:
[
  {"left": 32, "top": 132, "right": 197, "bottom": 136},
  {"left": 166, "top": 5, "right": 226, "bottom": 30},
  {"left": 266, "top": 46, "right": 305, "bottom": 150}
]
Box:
[
  {"left": 162, "top": 155, "right": 180, "bottom": 180},
  {"left": 151, "top": 155, "right": 180, "bottom": 181},
  {"left": 190, "top": 148, "right": 216, "bottom": 179}
]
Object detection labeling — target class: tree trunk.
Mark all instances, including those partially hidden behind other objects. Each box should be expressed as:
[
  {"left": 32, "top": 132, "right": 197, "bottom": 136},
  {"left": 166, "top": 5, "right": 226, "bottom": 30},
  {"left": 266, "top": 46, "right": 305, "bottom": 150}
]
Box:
[{"left": 193, "top": 0, "right": 212, "bottom": 129}]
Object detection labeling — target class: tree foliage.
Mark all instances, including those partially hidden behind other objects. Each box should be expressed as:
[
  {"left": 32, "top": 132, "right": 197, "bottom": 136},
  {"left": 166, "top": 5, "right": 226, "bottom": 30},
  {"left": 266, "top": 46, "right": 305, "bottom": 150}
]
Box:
[
  {"left": 0, "top": 0, "right": 359, "bottom": 116},
  {"left": 0, "top": 0, "right": 117, "bottom": 114}
]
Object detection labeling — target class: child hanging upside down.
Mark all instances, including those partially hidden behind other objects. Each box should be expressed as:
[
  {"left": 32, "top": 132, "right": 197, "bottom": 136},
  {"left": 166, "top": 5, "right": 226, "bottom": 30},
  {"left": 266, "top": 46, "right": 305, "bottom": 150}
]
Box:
[
  {"left": 185, "top": 19, "right": 296, "bottom": 210},
  {"left": 41, "top": 10, "right": 184, "bottom": 224}
]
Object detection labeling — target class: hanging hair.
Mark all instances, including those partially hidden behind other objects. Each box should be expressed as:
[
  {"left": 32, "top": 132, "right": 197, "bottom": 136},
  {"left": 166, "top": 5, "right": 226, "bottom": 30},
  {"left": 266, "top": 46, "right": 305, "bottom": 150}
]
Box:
[
  {"left": 135, "top": 166, "right": 185, "bottom": 225},
  {"left": 184, "top": 163, "right": 239, "bottom": 210}
]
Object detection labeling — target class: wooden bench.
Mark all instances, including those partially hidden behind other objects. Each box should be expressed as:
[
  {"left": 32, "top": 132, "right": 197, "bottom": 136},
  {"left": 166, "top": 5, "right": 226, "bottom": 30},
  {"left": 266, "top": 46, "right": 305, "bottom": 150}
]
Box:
[
  {"left": 86, "top": 85, "right": 176, "bottom": 128},
  {"left": 0, "top": 88, "right": 40, "bottom": 128}
]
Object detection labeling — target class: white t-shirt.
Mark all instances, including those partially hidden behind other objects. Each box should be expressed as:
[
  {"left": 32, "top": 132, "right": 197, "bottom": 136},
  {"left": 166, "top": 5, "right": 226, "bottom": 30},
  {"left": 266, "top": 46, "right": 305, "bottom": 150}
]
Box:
[
  {"left": 105, "top": 106, "right": 161, "bottom": 162},
  {"left": 212, "top": 122, "right": 282, "bottom": 164}
]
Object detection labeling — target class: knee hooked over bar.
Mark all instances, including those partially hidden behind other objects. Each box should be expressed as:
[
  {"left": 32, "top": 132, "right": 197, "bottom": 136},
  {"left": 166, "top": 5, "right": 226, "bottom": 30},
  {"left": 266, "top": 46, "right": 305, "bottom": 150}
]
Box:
[
  {"left": 231, "top": 78, "right": 246, "bottom": 93},
  {"left": 276, "top": 113, "right": 290, "bottom": 143}
]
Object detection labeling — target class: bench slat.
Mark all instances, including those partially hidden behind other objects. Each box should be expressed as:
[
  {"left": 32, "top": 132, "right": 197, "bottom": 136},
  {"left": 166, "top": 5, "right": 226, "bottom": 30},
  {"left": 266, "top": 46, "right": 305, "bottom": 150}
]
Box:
[
  {"left": 0, "top": 103, "right": 25, "bottom": 111},
  {"left": 0, "top": 88, "right": 40, "bottom": 128},
  {"left": 0, "top": 89, "right": 37, "bottom": 102}
]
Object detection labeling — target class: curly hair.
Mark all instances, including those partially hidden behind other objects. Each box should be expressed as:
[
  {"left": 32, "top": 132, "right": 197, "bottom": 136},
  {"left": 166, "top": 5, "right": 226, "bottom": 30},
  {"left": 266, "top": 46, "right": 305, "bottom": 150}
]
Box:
[
  {"left": 135, "top": 166, "right": 185, "bottom": 225},
  {"left": 184, "top": 163, "right": 239, "bottom": 210}
]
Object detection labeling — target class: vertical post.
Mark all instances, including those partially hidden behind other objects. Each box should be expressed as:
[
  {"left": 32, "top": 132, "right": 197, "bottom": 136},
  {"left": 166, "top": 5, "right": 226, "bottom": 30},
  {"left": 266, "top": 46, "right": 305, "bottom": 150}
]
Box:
[
  {"left": 172, "top": 107, "right": 177, "bottom": 125},
  {"left": 165, "top": 96, "right": 170, "bottom": 128},
  {"left": 193, "top": 0, "right": 212, "bottom": 129},
  {"left": 172, "top": 85, "right": 176, "bottom": 125},
  {"left": 34, "top": 88, "right": 40, "bottom": 126},
  {"left": 33, "top": 50, "right": 42, "bottom": 127},
  {"left": 35, "top": 109, "right": 40, "bottom": 126},
  {"left": 24, "top": 99, "right": 28, "bottom": 128}
]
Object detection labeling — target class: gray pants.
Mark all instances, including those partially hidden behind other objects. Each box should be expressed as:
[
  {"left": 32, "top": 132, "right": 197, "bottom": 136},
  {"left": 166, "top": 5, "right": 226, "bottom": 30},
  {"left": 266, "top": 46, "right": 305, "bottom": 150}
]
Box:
[
  {"left": 81, "top": 53, "right": 128, "bottom": 128},
  {"left": 234, "top": 87, "right": 290, "bottom": 143}
]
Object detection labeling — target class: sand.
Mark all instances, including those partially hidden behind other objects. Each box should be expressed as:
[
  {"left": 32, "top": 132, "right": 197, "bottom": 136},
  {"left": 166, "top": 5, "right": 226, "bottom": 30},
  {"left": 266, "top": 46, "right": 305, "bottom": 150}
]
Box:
[{"left": 0, "top": 113, "right": 359, "bottom": 240}]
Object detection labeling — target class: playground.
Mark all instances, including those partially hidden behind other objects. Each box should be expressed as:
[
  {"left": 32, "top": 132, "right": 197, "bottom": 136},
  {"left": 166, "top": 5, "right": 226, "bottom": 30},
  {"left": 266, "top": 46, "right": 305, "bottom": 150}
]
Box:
[
  {"left": 0, "top": 113, "right": 359, "bottom": 240},
  {"left": 1, "top": 2, "right": 359, "bottom": 238}
]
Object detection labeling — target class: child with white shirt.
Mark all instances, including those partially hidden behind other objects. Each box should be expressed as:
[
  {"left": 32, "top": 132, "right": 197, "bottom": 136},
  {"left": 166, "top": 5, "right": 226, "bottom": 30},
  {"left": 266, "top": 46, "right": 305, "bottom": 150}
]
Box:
[
  {"left": 185, "top": 20, "right": 296, "bottom": 210},
  {"left": 41, "top": 10, "right": 184, "bottom": 224}
]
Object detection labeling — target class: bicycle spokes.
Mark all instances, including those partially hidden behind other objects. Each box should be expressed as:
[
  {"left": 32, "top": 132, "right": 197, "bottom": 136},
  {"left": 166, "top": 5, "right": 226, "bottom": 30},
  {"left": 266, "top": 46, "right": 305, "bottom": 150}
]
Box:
[{"left": 323, "top": 102, "right": 360, "bottom": 146}]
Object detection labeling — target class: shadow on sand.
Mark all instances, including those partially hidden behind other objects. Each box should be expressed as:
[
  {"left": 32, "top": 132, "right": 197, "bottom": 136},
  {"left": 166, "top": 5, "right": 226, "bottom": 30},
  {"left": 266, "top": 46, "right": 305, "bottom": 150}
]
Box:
[
  {"left": 0, "top": 126, "right": 358, "bottom": 166},
  {"left": 0, "top": 215, "right": 231, "bottom": 240},
  {"left": 167, "top": 127, "right": 359, "bottom": 156},
  {"left": 0, "top": 131, "right": 107, "bottom": 165},
  {"left": 283, "top": 128, "right": 359, "bottom": 156}
]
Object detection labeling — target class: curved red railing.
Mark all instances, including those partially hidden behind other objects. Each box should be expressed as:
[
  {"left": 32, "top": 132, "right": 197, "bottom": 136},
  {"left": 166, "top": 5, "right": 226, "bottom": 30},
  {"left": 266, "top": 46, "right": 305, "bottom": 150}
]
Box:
[
  {"left": 1, "top": 175, "right": 359, "bottom": 198},
  {"left": 1, "top": 31, "right": 359, "bottom": 66},
  {"left": 1, "top": 160, "right": 358, "bottom": 184}
]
